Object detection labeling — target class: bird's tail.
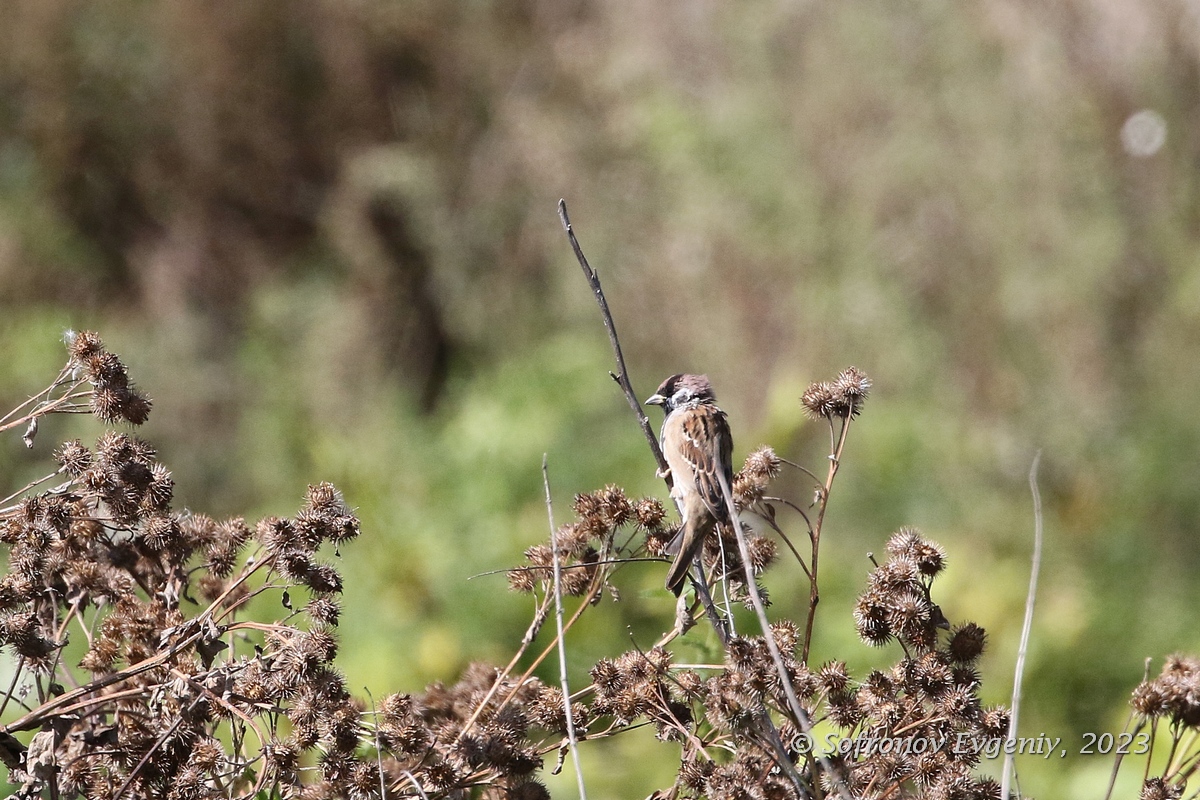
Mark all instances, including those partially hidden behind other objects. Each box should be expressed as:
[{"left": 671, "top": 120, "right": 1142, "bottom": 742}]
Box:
[{"left": 665, "top": 518, "right": 713, "bottom": 596}]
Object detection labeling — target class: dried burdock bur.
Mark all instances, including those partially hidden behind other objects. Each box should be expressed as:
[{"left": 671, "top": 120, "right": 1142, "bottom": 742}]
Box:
[
  {"left": 0, "top": 336, "right": 388, "bottom": 800},
  {"left": 801, "top": 381, "right": 839, "bottom": 420},
  {"left": 0, "top": 331, "right": 1065, "bottom": 800},
  {"left": 802, "top": 367, "right": 872, "bottom": 420}
]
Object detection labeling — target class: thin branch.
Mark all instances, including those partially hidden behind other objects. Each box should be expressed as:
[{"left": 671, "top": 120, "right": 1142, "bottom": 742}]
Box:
[
  {"left": 1104, "top": 657, "right": 1154, "bottom": 800},
  {"left": 470, "top": 557, "right": 666, "bottom": 580},
  {"left": 0, "top": 386, "right": 91, "bottom": 435},
  {"left": 560, "top": 199, "right": 731, "bottom": 639},
  {"left": 0, "top": 471, "right": 67, "bottom": 508},
  {"left": 558, "top": 199, "right": 667, "bottom": 479},
  {"left": 0, "top": 366, "right": 74, "bottom": 427},
  {"left": 397, "top": 770, "right": 433, "bottom": 800},
  {"left": 543, "top": 455, "right": 588, "bottom": 800},
  {"left": 1103, "top": 713, "right": 1148, "bottom": 800},
  {"left": 4, "top": 629, "right": 202, "bottom": 734},
  {"left": 25, "top": 685, "right": 157, "bottom": 724},
  {"left": 778, "top": 458, "right": 826, "bottom": 489},
  {"left": 691, "top": 560, "right": 732, "bottom": 645},
  {"left": 801, "top": 415, "right": 853, "bottom": 664},
  {"left": 458, "top": 531, "right": 613, "bottom": 742},
  {"left": 760, "top": 496, "right": 815, "bottom": 537},
  {"left": 5, "top": 551, "right": 271, "bottom": 735},
  {"left": 0, "top": 657, "right": 26, "bottom": 722},
  {"left": 1002, "top": 450, "right": 1044, "bottom": 800},
  {"left": 1174, "top": 727, "right": 1200, "bottom": 773},
  {"left": 114, "top": 702, "right": 194, "bottom": 799},
  {"left": 718, "top": 469, "right": 850, "bottom": 800},
  {"left": 365, "top": 690, "right": 390, "bottom": 800},
  {"left": 755, "top": 499, "right": 814, "bottom": 578},
  {"left": 458, "top": 482, "right": 647, "bottom": 744}
]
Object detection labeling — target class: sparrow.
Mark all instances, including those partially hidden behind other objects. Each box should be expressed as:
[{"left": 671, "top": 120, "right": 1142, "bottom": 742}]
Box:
[{"left": 645, "top": 374, "right": 734, "bottom": 596}]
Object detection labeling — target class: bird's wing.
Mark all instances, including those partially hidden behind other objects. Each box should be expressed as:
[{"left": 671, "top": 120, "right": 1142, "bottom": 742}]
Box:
[{"left": 677, "top": 403, "right": 734, "bottom": 521}]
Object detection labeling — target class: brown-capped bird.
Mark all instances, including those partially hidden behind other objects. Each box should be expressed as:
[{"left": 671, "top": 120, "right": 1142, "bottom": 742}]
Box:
[{"left": 645, "top": 374, "right": 734, "bottom": 596}]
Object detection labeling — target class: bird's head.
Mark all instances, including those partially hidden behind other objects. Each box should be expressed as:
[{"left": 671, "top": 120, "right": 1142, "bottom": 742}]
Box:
[{"left": 645, "top": 373, "right": 716, "bottom": 412}]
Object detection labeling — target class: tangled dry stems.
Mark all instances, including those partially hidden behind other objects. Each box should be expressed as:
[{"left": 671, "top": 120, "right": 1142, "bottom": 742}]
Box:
[{"left": 0, "top": 333, "right": 1192, "bottom": 799}]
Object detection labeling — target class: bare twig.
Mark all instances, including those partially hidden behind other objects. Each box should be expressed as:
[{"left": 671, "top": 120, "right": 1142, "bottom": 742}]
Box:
[
  {"left": 542, "top": 455, "right": 588, "bottom": 800},
  {"left": 471, "top": 558, "right": 667, "bottom": 580},
  {"left": 459, "top": 481, "right": 652, "bottom": 744},
  {"left": 801, "top": 416, "right": 853, "bottom": 664},
  {"left": 806, "top": 412, "right": 854, "bottom": 662},
  {"left": 754, "top": 499, "right": 813, "bottom": 578},
  {"left": 5, "top": 550, "right": 273, "bottom": 736},
  {"left": 559, "top": 199, "right": 733, "bottom": 638},
  {"left": 4, "top": 629, "right": 203, "bottom": 734},
  {"left": 718, "top": 470, "right": 851, "bottom": 800},
  {"left": 114, "top": 700, "right": 195, "bottom": 799},
  {"left": 0, "top": 387, "right": 92, "bottom": 435},
  {"left": 691, "top": 562, "right": 732, "bottom": 645},
  {"left": 0, "top": 657, "right": 26, "bottom": 723},
  {"left": 0, "top": 472, "right": 66, "bottom": 507},
  {"left": 1103, "top": 707, "right": 1149, "bottom": 800},
  {"left": 397, "top": 770, "right": 433, "bottom": 800},
  {"left": 0, "top": 366, "right": 74, "bottom": 427},
  {"left": 778, "top": 458, "right": 825, "bottom": 490},
  {"left": 558, "top": 199, "right": 667, "bottom": 479},
  {"left": 458, "top": 539, "right": 612, "bottom": 742},
  {"left": 1003, "top": 450, "right": 1044, "bottom": 800},
  {"left": 365, "top": 690, "right": 390, "bottom": 800}
]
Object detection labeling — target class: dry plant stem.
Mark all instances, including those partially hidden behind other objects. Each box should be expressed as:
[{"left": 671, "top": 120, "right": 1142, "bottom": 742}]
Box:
[
  {"left": 717, "top": 474, "right": 849, "bottom": 800},
  {"left": 712, "top": 534, "right": 738, "bottom": 636},
  {"left": 1143, "top": 718, "right": 1158, "bottom": 789},
  {"left": 779, "top": 458, "right": 825, "bottom": 491},
  {"left": 558, "top": 199, "right": 732, "bottom": 640},
  {"left": 0, "top": 658, "right": 25, "bottom": 722},
  {"left": 486, "top": 548, "right": 634, "bottom": 733},
  {"left": 0, "top": 471, "right": 66, "bottom": 507},
  {"left": 1163, "top": 731, "right": 1184, "bottom": 782},
  {"left": 114, "top": 707, "right": 194, "bottom": 800},
  {"left": 399, "top": 770, "right": 433, "bottom": 800},
  {"left": 692, "top": 563, "right": 732, "bottom": 644},
  {"left": 1172, "top": 729, "right": 1200, "bottom": 776},
  {"left": 1003, "top": 451, "right": 1043, "bottom": 800},
  {"left": 0, "top": 366, "right": 73, "bottom": 427},
  {"left": 458, "top": 551, "right": 611, "bottom": 743},
  {"left": 28, "top": 685, "right": 152, "bottom": 724},
  {"left": 521, "top": 596, "right": 552, "bottom": 648},
  {"left": 4, "top": 628, "right": 204, "bottom": 734},
  {"left": 557, "top": 199, "right": 668, "bottom": 479},
  {"left": 181, "top": 677, "right": 272, "bottom": 798},
  {"left": 0, "top": 386, "right": 92, "bottom": 434},
  {"left": 474, "top": 558, "right": 663, "bottom": 581},
  {"left": 456, "top": 599, "right": 573, "bottom": 742},
  {"left": 757, "top": 497, "right": 813, "bottom": 578},
  {"left": 5, "top": 551, "right": 270, "bottom": 735},
  {"left": 504, "top": 577, "right": 603, "bottom": 706},
  {"left": 1104, "top": 662, "right": 1152, "bottom": 800},
  {"left": 364, "top": 691, "right": 390, "bottom": 800},
  {"left": 801, "top": 416, "right": 852, "bottom": 665},
  {"left": 762, "top": 495, "right": 815, "bottom": 538},
  {"left": 542, "top": 456, "right": 588, "bottom": 800}
]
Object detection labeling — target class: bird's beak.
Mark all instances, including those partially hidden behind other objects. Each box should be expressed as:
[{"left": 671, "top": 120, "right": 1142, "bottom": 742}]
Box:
[{"left": 645, "top": 394, "right": 666, "bottom": 406}]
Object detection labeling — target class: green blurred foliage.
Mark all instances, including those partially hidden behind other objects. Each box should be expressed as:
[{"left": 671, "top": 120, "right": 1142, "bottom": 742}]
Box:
[{"left": 2, "top": 0, "right": 1200, "bottom": 796}]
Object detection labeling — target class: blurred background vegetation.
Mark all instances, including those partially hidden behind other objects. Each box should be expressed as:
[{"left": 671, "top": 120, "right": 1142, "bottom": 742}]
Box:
[{"left": 0, "top": 0, "right": 1198, "bottom": 796}]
